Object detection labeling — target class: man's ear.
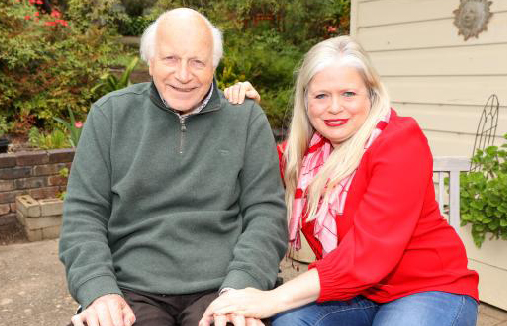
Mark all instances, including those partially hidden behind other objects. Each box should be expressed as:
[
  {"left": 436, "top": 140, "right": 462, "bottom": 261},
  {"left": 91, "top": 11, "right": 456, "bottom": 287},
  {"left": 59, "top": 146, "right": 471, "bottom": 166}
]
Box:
[{"left": 148, "top": 60, "right": 153, "bottom": 76}]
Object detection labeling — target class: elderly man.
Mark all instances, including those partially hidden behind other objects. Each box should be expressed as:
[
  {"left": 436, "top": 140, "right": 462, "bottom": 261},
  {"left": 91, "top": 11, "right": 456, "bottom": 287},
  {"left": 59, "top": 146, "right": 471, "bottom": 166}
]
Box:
[{"left": 59, "top": 8, "right": 287, "bottom": 326}]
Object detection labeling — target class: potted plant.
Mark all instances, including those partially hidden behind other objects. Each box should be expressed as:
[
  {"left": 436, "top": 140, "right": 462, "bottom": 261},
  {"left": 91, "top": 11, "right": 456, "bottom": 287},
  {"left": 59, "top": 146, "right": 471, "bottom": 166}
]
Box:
[
  {"left": 0, "top": 116, "right": 10, "bottom": 153},
  {"left": 460, "top": 133, "right": 507, "bottom": 248},
  {"left": 459, "top": 132, "right": 507, "bottom": 310}
]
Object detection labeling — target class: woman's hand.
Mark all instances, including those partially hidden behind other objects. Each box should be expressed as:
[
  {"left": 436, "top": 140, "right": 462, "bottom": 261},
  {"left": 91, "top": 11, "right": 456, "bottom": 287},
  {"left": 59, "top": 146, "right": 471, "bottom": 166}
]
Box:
[
  {"left": 224, "top": 81, "right": 261, "bottom": 105},
  {"left": 200, "top": 313, "right": 265, "bottom": 326},
  {"left": 200, "top": 269, "right": 321, "bottom": 326},
  {"left": 199, "top": 288, "right": 278, "bottom": 325}
]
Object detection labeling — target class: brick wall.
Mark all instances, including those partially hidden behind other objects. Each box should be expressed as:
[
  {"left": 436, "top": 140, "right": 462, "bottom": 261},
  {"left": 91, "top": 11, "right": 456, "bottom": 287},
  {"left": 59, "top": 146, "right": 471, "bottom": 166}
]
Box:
[{"left": 0, "top": 149, "right": 74, "bottom": 227}]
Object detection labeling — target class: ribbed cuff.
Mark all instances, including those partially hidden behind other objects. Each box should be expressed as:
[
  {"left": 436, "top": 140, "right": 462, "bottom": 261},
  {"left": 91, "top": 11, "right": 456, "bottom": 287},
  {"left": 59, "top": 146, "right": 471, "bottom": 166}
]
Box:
[
  {"left": 221, "top": 269, "right": 261, "bottom": 291},
  {"left": 76, "top": 275, "right": 123, "bottom": 309},
  {"left": 312, "top": 260, "right": 338, "bottom": 303}
]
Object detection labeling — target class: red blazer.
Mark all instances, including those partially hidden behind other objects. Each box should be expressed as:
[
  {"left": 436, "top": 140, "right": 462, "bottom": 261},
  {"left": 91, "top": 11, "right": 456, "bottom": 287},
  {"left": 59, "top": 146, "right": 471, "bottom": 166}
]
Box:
[{"left": 280, "top": 110, "right": 479, "bottom": 303}]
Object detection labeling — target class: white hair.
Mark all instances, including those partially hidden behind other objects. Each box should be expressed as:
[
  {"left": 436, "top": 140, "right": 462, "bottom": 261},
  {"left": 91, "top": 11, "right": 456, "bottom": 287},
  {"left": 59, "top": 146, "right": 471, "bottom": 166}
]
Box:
[{"left": 139, "top": 8, "right": 223, "bottom": 68}]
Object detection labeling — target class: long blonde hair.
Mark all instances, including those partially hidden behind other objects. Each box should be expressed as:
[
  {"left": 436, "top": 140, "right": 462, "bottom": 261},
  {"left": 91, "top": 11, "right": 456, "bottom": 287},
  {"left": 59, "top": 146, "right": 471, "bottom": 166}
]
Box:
[{"left": 284, "top": 36, "right": 391, "bottom": 221}]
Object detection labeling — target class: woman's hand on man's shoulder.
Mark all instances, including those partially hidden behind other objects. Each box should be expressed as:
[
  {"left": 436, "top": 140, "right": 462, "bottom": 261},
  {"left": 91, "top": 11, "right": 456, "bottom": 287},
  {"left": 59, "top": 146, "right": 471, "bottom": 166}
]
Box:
[{"left": 224, "top": 81, "right": 261, "bottom": 105}]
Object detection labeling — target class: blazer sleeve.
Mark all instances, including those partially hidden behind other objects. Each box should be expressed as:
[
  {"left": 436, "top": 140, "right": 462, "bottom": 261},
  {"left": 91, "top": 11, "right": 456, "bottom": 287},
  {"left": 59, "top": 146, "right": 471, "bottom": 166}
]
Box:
[{"left": 310, "top": 121, "right": 433, "bottom": 302}]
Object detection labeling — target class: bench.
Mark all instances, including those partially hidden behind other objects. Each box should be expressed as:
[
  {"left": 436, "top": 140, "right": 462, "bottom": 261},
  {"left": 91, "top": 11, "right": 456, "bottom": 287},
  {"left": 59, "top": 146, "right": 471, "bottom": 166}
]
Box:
[{"left": 432, "top": 156, "right": 471, "bottom": 232}]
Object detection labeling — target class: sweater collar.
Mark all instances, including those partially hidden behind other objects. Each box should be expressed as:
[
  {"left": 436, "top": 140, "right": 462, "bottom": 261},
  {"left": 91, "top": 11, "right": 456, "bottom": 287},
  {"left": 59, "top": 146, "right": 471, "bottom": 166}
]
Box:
[{"left": 149, "top": 78, "right": 221, "bottom": 115}]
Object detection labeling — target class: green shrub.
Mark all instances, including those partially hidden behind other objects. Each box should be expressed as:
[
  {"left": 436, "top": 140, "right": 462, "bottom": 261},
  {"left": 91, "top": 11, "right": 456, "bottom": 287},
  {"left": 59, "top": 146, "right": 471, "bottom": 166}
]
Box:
[
  {"left": 0, "top": 0, "right": 117, "bottom": 129},
  {"left": 28, "top": 126, "right": 71, "bottom": 149},
  {"left": 460, "top": 133, "right": 507, "bottom": 247},
  {"left": 215, "top": 29, "right": 301, "bottom": 128},
  {"left": 53, "top": 108, "right": 83, "bottom": 147},
  {"left": 91, "top": 56, "right": 139, "bottom": 96},
  {"left": 0, "top": 116, "right": 11, "bottom": 138},
  {"left": 116, "top": 15, "right": 154, "bottom": 36}
]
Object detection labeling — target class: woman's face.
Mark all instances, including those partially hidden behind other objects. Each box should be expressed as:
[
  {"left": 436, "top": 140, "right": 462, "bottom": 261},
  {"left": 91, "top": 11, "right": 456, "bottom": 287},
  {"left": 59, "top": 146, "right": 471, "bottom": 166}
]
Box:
[{"left": 306, "top": 63, "right": 371, "bottom": 147}]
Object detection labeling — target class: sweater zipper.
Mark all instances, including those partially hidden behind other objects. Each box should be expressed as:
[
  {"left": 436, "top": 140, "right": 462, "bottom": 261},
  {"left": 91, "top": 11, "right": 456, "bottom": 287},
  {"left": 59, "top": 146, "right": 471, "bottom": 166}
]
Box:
[{"left": 179, "top": 116, "right": 187, "bottom": 154}]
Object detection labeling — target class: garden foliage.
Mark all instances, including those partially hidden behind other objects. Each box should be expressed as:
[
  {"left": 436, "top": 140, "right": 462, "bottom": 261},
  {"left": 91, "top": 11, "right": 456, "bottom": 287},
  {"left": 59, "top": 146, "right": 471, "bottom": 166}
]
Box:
[
  {"left": 1, "top": 0, "right": 350, "bottom": 138},
  {"left": 0, "top": 0, "right": 117, "bottom": 130},
  {"left": 460, "top": 133, "right": 507, "bottom": 247}
]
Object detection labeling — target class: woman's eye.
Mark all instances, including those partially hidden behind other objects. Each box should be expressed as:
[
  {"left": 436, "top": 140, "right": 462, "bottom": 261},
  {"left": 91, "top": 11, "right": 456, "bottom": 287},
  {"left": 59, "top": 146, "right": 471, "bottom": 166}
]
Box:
[
  {"left": 343, "top": 91, "right": 356, "bottom": 97},
  {"left": 315, "top": 94, "right": 327, "bottom": 99}
]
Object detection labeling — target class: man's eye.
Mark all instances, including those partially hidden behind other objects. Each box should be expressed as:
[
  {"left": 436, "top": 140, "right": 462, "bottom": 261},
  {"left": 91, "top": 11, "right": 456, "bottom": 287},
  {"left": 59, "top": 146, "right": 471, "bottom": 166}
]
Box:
[
  {"left": 165, "top": 56, "right": 177, "bottom": 63},
  {"left": 191, "top": 60, "right": 205, "bottom": 68}
]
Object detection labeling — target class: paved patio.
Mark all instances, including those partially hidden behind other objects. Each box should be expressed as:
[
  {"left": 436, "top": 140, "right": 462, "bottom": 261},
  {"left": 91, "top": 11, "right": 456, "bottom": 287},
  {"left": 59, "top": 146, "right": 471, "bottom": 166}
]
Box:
[{"left": 0, "top": 239, "right": 506, "bottom": 326}]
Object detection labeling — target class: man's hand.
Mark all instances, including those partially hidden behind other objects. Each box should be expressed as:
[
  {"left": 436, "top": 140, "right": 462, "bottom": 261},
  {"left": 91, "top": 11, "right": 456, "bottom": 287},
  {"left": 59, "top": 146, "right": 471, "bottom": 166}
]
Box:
[
  {"left": 199, "top": 313, "right": 265, "bottom": 326},
  {"left": 224, "top": 81, "right": 261, "bottom": 105},
  {"left": 70, "top": 294, "right": 136, "bottom": 326},
  {"left": 199, "top": 288, "right": 279, "bottom": 326}
]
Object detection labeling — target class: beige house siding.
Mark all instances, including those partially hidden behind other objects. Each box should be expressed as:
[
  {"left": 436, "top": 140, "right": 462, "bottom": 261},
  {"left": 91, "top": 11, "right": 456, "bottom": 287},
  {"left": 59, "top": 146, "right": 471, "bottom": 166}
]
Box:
[{"left": 351, "top": 0, "right": 507, "bottom": 156}]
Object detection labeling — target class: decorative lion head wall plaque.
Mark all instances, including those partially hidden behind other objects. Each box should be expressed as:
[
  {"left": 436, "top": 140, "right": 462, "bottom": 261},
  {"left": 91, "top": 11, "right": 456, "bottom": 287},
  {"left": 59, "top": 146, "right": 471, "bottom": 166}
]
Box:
[{"left": 453, "top": 0, "right": 493, "bottom": 41}]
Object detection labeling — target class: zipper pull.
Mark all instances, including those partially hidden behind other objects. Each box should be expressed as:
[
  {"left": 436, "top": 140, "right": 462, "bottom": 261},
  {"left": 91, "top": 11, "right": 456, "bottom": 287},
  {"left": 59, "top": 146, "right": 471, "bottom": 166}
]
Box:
[{"left": 180, "top": 117, "right": 187, "bottom": 132}]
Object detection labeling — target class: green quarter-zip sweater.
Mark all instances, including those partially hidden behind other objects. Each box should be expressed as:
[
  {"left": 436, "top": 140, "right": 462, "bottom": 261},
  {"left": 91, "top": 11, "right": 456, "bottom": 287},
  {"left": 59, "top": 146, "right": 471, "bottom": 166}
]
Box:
[{"left": 59, "top": 81, "right": 288, "bottom": 309}]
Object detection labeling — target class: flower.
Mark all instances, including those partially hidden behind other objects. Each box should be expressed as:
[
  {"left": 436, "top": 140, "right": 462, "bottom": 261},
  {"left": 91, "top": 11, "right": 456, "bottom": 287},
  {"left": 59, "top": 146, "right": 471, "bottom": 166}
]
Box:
[
  {"left": 327, "top": 26, "right": 337, "bottom": 33},
  {"left": 44, "top": 21, "right": 56, "bottom": 27},
  {"left": 34, "top": 12, "right": 39, "bottom": 17},
  {"left": 55, "top": 19, "right": 69, "bottom": 27},
  {"left": 51, "top": 10, "right": 61, "bottom": 18},
  {"left": 74, "top": 122, "right": 83, "bottom": 128},
  {"left": 24, "top": 15, "right": 31, "bottom": 20}
]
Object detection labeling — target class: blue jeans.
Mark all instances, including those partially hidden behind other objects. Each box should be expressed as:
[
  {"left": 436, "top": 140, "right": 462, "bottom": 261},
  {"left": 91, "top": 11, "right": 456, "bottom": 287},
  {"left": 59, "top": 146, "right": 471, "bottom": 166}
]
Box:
[{"left": 271, "top": 292, "right": 478, "bottom": 326}]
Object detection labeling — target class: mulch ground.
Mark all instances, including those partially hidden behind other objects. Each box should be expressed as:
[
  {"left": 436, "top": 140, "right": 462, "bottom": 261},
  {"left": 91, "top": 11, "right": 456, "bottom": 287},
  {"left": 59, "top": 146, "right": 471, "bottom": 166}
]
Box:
[{"left": 0, "top": 220, "right": 28, "bottom": 246}]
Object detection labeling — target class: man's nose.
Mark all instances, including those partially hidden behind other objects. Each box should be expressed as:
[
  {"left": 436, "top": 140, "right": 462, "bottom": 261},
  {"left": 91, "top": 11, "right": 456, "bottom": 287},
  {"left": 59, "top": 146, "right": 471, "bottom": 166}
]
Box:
[{"left": 175, "top": 62, "right": 191, "bottom": 83}]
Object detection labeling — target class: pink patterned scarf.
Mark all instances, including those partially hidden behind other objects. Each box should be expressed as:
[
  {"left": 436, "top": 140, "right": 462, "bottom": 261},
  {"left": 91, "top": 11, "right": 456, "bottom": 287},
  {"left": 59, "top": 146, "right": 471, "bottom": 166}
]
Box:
[{"left": 289, "top": 111, "right": 391, "bottom": 257}]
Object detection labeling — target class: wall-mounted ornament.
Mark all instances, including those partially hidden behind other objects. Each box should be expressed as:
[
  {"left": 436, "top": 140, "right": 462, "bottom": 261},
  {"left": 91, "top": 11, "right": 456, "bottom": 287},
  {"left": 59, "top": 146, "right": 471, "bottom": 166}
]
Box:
[{"left": 453, "top": 0, "right": 493, "bottom": 41}]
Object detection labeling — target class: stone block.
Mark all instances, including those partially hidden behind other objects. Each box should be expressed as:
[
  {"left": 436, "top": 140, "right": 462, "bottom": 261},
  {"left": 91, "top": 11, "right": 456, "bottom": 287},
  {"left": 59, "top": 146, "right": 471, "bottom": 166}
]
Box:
[
  {"left": 0, "top": 191, "right": 28, "bottom": 204},
  {"left": 28, "top": 186, "right": 60, "bottom": 200},
  {"left": 39, "top": 198, "right": 63, "bottom": 217},
  {"left": 16, "top": 210, "right": 26, "bottom": 226},
  {"left": 15, "top": 151, "right": 49, "bottom": 166},
  {"left": 24, "top": 216, "right": 62, "bottom": 230},
  {"left": 0, "top": 180, "right": 15, "bottom": 192},
  {"left": 42, "top": 225, "right": 61, "bottom": 239},
  {"left": 14, "top": 177, "right": 47, "bottom": 190},
  {"left": 0, "top": 166, "right": 32, "bottom": 179},
  {"left": 0, "top": 153, "right": 16, "bottom": 168},
  {"left": 25, "top": 228, "right": 43, "bottom": 242},
  {"left": 0, "top": 203, "right": 11, "bottom": 216},
  {"left": 47, "top": 175, "right": 67, "bottom": 187},
  {"left": 32, "top": 164, "right": 61, "bottom": 176},
  {"left": 48, "top": 148, "right": 75, "bottom": 163},
  {"left": 0, "top": 213, "right": 16, "bottom": 226},
  {"left": 0, "top": 192, "right": 15, "bottom": 205},
  {"left": 15, "top": 195, "right": 41, "bottom": 218}
]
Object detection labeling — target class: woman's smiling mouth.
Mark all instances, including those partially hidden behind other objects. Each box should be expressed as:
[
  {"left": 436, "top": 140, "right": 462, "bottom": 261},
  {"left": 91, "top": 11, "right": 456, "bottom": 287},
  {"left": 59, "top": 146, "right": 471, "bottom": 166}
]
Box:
[{"left": 324, "top": 119, "right": 349, "bottom": 127}]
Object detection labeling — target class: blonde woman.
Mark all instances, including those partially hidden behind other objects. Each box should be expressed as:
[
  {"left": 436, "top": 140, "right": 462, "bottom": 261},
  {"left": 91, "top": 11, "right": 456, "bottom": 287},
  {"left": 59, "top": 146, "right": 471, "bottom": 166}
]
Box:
[{"left": 202, "top": 36, "right": 479, "bottom": 326}]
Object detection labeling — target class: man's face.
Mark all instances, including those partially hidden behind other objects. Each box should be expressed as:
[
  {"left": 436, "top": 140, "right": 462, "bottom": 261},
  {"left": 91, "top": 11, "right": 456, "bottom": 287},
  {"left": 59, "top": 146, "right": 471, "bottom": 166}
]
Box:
[{"left": 149, "top": 18, "right": 215, "bottom": 114}]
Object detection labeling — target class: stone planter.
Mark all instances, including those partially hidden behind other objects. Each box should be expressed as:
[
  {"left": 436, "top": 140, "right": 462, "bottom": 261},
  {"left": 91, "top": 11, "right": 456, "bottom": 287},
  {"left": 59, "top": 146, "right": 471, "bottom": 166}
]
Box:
[
  {"left": 459, "top": 225, "right": 507, "bottom": 311},
  {"left": 15, "top": 195, "right": 63, "bottom": 242}
]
